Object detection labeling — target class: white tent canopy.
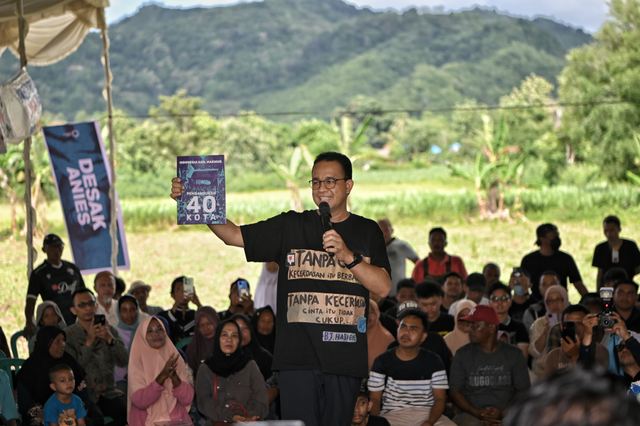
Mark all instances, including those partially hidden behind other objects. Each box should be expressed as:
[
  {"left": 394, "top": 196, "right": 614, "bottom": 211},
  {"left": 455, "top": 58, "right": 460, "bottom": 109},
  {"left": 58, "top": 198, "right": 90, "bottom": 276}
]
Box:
[{"left": 0, "top": 0, "right": 116, "bottom": 277}]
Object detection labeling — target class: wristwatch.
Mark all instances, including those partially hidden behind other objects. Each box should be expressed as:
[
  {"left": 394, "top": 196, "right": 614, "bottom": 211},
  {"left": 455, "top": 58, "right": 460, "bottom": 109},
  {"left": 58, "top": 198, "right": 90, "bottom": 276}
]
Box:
[{"left": 346, "top": 252, "right": 363, "bottom": 269}]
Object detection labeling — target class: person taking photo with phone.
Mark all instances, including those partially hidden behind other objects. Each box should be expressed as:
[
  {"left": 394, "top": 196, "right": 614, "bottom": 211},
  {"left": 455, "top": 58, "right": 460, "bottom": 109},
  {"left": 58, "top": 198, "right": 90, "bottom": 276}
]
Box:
[
  {"left": 64, "top": 288, "right": 129, "bottom": 426},
  {"left": 218, "top": 278, "right": 255, "bottom": 321},
  {"left": 159, "top": 276, "right": 203, "bottom": 343}
]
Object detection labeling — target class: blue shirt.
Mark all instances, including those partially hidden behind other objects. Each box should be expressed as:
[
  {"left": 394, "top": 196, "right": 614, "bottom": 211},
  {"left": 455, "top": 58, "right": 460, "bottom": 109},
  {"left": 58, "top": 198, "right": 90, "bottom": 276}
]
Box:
[{"left": 44, "top": 393, "right": 86, "bottom": 426}]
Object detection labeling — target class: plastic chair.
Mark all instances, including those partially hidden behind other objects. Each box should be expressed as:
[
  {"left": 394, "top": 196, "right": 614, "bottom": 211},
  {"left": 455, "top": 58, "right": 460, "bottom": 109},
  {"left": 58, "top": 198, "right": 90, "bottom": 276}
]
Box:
[
  {"left": 175, "top": 336, "right": 192, "bottom": 350},
  {"left": 0, "top": 358, "right": 24, "bottom": 392},
  {"left": 11, "top": 330, "right": 30, "bottom": 359},
  {"left": 0, "top": 350, "right": 5, "bottom": 359}
]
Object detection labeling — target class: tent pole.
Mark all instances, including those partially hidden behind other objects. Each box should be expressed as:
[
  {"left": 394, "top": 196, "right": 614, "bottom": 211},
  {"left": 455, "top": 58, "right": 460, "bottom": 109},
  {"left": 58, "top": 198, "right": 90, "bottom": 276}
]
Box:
[
  {"left": 17, "top": 0, "right": 36, "bottom": 278},
  {"left": 100, "top": 21, "right": 117, "bottom": 276}
]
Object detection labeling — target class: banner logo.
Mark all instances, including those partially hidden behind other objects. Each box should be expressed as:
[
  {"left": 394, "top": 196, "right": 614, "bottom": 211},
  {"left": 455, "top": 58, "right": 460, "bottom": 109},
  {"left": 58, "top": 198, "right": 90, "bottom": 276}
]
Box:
[{"left": 286, "top": 249, "right": 368, "bottom": 284}]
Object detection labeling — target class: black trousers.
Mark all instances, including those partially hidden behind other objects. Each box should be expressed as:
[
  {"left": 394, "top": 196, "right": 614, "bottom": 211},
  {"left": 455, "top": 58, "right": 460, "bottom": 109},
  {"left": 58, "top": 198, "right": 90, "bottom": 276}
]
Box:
[
  {"left": 279, "top": 370, "right": 360, "bottom": 426},
  {"left": 96, "top": 394, "right": 127, "bottom": 426}
]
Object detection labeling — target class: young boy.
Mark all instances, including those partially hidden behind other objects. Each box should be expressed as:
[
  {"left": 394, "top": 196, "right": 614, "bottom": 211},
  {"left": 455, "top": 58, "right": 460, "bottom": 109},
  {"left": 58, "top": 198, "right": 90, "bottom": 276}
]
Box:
[{"left": 44, "top": 364, "right": 86, "bottom": 426}]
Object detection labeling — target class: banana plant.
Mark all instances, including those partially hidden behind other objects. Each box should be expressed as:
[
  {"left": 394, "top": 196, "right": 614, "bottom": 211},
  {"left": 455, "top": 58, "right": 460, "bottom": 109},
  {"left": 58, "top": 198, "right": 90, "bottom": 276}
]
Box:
[
  {"left": 267, "top": 144, "right": 314, "bottom": 211},
  {"left": 449, "top": 153, "right": 504, "bottom": 219}
]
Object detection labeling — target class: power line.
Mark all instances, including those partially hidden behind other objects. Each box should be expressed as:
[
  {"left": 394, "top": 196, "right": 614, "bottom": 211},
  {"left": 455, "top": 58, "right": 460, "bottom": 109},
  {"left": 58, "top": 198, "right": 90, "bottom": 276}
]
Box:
[{"left": 96, "top": 98, "right": 637, "bottom": 121}]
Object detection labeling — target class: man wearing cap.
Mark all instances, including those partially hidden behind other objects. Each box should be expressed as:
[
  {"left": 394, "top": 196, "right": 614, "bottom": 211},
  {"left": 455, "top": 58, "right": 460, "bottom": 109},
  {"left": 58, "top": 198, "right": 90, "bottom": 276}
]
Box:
[
  {"left": 351, "top": 380, "right": 391, "bottom": 426},
  {"left": 449, "top": 306, "right": 530, "bottom": 426},
  {"left": 129, "top": 280, "right": 164, "bottom": 315},
  {"left": 24, "top": 234, "right": 86, "bottom": 336},
  {"left": 520, "top": 223, "right": 586, "bottom": 301}
]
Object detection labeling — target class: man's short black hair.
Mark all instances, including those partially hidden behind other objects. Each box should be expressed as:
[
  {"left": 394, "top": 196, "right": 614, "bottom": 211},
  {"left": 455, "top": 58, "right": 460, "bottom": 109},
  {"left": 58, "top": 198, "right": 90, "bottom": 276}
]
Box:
[
  {"left": 540, "top": 270, "right": 562, "bottom": 283},
  {"left": 579, "top": 293, "right": 604, "bottom": 311},
  {"left": 561, "top": 304, "right": 590, "bottom": 321},
  {"left": 503, "top": 366, "right": 640, "bottom": 426},
  {"left": 614, "top": 279, "right": 639, "bottom": 293},
  {"left": 49, "top": 364, "right": 73, "bottom": 383},
  {"left": 465, "top": 273, "right": 486, "bottom": 292},
  {"left": 428, "top": 227, "right": 447, "bottom": 240},
  {"left": 604, "top": 267, "right": 628, "bottom": 285},
  {"left": 71, "top": 288, "right": 94, "bottom": 304},
  {"left": 443, "top": 272, "right": 463, "bottom": 283},
  {"left": 396, "top": 278, "right": 416, "bottom": 293},
  {"left": 397, "top": 308, "right": 430, "bottom": 333},
  {"left": 313, "top": 152, "right": 353, "bottom": 181},
  {"left": 488, "top": 282, "right": 512, "bottom": 297},
  {"left": 115, "top": 277, "right": 126, "bottom": 296},
  {"left": 483, "top": 262, "right": 501, "bottom": 274},
  {"left": 415, "top": 281, "right": 443, "bottom": 299},
  {"left": 603, "top": 215, "right": 621, "bottom": 228},
  {"left": 171, "top": 276, "right": 185, "bottom": 294}
]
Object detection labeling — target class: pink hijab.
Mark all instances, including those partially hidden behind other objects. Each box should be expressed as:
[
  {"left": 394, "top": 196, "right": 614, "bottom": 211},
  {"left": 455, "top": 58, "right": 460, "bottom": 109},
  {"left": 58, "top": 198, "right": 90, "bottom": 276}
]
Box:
[
  {"left": 127, "top": 316, "right": 192, "bottom": 425},
  {"left": 544, "top": 285, "right": 570, "bottom": 314},
  {"left": 444, "top": 299, "right": 477, "bottom": 356}
]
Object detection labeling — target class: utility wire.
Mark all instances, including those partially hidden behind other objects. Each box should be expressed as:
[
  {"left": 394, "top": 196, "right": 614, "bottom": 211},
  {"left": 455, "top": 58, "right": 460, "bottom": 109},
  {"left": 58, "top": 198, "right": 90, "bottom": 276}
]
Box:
[{"left": 96, "top": 98, "right": 637, "bottom": 121}]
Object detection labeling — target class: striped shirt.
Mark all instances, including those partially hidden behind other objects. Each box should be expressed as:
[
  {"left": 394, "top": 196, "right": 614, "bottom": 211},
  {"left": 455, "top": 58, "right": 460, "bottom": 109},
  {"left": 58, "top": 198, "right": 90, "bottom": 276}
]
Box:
[{"left": 368, "top": 348, "right": 448, "bottom": 414}]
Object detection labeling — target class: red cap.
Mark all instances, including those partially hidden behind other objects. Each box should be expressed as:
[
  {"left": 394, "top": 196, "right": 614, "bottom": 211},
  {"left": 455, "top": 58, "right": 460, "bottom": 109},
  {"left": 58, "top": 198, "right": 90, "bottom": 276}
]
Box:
[{"left": 460, "top": 305, "right": 500, "bottom": 326}]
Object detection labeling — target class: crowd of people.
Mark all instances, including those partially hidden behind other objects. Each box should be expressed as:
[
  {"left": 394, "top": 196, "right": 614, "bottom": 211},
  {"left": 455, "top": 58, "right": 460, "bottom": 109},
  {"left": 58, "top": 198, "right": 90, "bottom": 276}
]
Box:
[{"left": 2, "top": 151, "right": 640, "bottom": 426}]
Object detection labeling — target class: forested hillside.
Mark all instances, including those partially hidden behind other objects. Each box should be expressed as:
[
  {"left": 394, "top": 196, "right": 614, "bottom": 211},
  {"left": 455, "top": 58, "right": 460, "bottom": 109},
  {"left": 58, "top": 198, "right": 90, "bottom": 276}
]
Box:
[{"left": 0, "top": 0, "right": 591, "bottom": 120}]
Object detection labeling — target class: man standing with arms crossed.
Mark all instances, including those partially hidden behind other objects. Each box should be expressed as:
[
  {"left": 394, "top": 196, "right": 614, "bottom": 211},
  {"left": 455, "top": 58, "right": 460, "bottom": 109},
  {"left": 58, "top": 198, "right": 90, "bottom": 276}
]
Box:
[{"left": 172, "top": 152, "right": 392, "bottom": 426}]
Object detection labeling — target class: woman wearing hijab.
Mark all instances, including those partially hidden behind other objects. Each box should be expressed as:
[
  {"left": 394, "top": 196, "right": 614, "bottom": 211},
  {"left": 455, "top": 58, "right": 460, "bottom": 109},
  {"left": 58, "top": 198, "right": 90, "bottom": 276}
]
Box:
[
  {"left": 230, "top": 314, "right": 273, "bottom": 381},
  {"left": 529, "top": 285, "right": 571, "bottom": 377},
  {"left": 185, "top": 307, "right": 221, "bottom": 380},
  {"left": 29, "top": 301, "right": 67, "bottom": 353},
  {"left": 128, "top": 316, "right": 194, "bottom": 426},
  {"left": 444, "top": 299, "right": 477, "bottom": 356},
  {"left": 16, "top": 326, "right": 100, "bottom": 426},
  {"left": 196, "top": 320, "right": 268, "bottom": 423},
  {"left": 366, "top": 301, "right": 395, "bottom": 371},
  {"left": 115, "top": 295, "right": 144, "bottom": 395},
  {"left": 250, "top": 306, "right": 276, "bottom": 355}
]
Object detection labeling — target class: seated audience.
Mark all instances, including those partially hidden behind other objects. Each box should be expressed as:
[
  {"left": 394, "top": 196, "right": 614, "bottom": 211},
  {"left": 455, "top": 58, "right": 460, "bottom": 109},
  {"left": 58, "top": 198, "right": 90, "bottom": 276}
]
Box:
[
  {"left": 115, "top": 295, "right": 145, "bottom": 394},
  {"left": 129, "top": 280, "right": 164, "bottom": 316},
  {"left": 442, "top": 272, "right": 464, "bottom": 312},
  {"left": 29, "top": 301, "right": 67, "bottom": 353},
  {"left": 185, "top": 306, "right": 221, "bottom": 379},
  {"left": 94, "top": 271, "right": 119, "bottom": 326},
  {"left": 546, "top": 305, "right": 608, "bottom": 376},
  {"left": 44, "top": 364, "right": 87, "bottom": 426},
  {"left": 254, "top": 262, "right": 279, "bottom": 314},
  {"left": 367, "top": 301, "right": 395, "bottom": 371},
  {"left": 65, "top": 288, "right": 129, "bottom": 426},
  {"left": 579, "top": 292, "right": 604, "bottom": 314},
  {"left": 369, "top": 308, "right": 454, "bottom": 426},
  {"left": 482, "top": 263, "right": 501, "bottom": 288},
  {"left": 378, "top": 218, "right": 419, "bottom": 292},
  {"left": 352, "top": 380, "right": 390, "bottom": 426},
  {"left": 529, "top": 285, "right": 570, "bottom": 377},
  {"left": 16, "top": 326, "right": 101, "bottom": 426},
  {"left": 250, "top": 306, "right": 276, "bottom": 355},
  {"left": 520, "top": 223, "right": 586, "bottom": 300},
  {"left": 385, "top": 279, "right": 416, "bottom": 318},
  {"left": 159, "top": 276, "right": 203, "bottom": 343},
  {"left": 488, "top": 282, "right": 529, "bottom": 359},
  {"left": 416, "top": 281, "right": 455, "bottom": 335},
  {"left": 522, "top": 271, "right": 560, "bottom": 332},
  {"left": 218, "top": 278, "right": 254, "bottom": 321},
  {"left": 603, "top": 267, "right": 629, "bottom": 287},
  {"left": 444, "top": 300, "right": 477, "bottom": 356},
  {"left": 613, "top": 279, "right": 640, "bottom": 333},
  {"left": 448, "top": 273, "right": 489, "bottom": 316},
  {"left": 412, "top": 227, "right": 468, "bottom": 285},
  {"left": 196, "top": 320, "right": 269, "bottom": 423},
  {"left": 592, "top": 215, "right": 640, "bottom": 289},
  {"left": 507, "top": 268, "right": 532, "bottom": 322},
  {"left": 114, "top": 276, "right": 126, "bottom": 300},
  {"left": 230, "top": 314, "right": 273, "bottom": 381},
  {"left": 449, "top": 306, "right": 530, "bottom": 426},
  {"left": 0, "top": 369, "right": 18, "bottom": 426},
  {"left": 0, "top": 327, "right": 9, "bottom": 359},
  {"left": 127, "top": 316, "right": 194, "bottom": 426}
]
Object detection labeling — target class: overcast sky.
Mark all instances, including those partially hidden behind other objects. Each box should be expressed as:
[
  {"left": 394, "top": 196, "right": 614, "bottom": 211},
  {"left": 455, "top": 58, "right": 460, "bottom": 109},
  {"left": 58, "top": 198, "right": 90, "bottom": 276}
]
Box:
[{"left": 108, "top": 0, "right": 609, "bottom": 33}]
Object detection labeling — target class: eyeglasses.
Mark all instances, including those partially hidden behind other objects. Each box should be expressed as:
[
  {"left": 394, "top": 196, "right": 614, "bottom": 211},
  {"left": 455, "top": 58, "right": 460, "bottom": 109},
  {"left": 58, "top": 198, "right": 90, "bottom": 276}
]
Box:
[
  {"left": 75, "top": 300, "right": 96, "bottom": 309},
  {"left": 309, "top": 178, "right": 347, "bottom": 189},
  {"left": 616, "top": 342, "right": 627, "bottom": 352},
  {"left": 490, "top": 295, "right": 511, "bottom": 302}
]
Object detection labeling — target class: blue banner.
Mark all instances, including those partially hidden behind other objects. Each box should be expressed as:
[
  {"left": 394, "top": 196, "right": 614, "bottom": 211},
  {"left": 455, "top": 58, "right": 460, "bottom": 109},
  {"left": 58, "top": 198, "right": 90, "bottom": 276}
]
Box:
[{"left": 42, "top": 121, "right": 129, "bottom": 274}]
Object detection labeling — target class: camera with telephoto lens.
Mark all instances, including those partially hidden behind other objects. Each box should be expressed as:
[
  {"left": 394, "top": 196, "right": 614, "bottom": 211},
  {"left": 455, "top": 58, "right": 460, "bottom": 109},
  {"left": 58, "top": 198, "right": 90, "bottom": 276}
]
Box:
[{"left": 597, "top": 287, "right": 617, "bottom": 328}]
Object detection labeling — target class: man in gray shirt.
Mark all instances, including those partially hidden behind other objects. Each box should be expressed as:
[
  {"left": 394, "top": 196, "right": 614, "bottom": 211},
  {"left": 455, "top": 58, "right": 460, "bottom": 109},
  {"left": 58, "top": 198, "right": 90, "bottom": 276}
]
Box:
[
  {"left": 378, "top": 218, "right": 419, "bottom": 295},
  {"left": 449, "top": 305, "right": 530, "bottom": 426}
]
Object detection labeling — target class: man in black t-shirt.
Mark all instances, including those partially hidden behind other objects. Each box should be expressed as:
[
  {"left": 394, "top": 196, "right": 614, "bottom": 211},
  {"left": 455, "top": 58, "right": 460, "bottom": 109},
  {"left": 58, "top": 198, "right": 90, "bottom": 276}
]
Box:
[
  {"left": 592, "top": 215, "right": 640, "bottom": 289},
  {"left": 352, "top": 380, "right": 391, "bottom": 426},
  {"left": 158, "top": 276, "right": 202, "bottom": 343},
  {"left": 488, "top": 282, "right": 529, "bottom": 359},
  {"left": 416, "top": 281, "right": 455, "bottom": 335},
  {"left": 171, "top": 152, "right": 392, "bottom": 426},
  {"left": 520, "top": 223, "right": 586, "bottom": 301},
  {"left": 25, "top": 234, "right": 85, "bottom": 336}
]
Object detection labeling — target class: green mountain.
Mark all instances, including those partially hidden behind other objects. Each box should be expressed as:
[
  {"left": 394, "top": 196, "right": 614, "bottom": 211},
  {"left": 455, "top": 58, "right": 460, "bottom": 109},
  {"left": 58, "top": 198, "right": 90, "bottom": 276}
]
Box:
[{"left": 0, "top": 0, "right": 593, "bottom": 120}]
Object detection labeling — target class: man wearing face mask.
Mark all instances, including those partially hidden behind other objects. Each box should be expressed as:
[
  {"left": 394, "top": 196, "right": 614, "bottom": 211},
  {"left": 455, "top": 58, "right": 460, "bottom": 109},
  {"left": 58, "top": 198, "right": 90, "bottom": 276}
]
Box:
[{"left": 520, "top": 223, "right": 587, "bottom": 301}]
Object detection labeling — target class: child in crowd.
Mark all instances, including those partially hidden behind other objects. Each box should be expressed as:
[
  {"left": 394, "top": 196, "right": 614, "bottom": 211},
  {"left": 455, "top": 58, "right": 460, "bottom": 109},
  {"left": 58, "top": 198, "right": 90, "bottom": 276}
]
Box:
[{"left": 44, "top": 364, "right": 86, "bottom": 426}]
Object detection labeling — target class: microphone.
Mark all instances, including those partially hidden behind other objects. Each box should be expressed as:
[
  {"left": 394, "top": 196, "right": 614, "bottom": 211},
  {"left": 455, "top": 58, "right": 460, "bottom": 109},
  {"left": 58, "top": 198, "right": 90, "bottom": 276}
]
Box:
[{"left": 319, "top": 202, "right": 334, "bottom": 256}]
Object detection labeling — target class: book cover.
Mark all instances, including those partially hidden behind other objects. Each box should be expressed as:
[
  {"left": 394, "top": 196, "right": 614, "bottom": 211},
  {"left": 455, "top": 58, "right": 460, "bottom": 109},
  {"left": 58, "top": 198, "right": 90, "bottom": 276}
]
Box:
[{"left": 177, "top": 155, "right": 226, "bottom": 225}]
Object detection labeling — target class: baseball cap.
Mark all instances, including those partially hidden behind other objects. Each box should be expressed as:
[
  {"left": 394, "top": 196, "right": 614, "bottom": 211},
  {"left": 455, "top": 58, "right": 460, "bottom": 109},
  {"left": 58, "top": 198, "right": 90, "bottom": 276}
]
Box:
[
  {"left": 396, "top": 300, "right": 420, "bottom": 319},
  {"left": 535, "top": 223, "right": 557, "bottom": 245},
  {"left": 465, "top": 273, "right": 486, "bottom": 292},
  {"left": 460, "top": 305, "right": 500, "bottom": 326},
  {"left": 129, "top": 280, "right": 152, "bottom": 294},
  {"left": 43, "top": 234, "right": 64, "bottom": 247}
]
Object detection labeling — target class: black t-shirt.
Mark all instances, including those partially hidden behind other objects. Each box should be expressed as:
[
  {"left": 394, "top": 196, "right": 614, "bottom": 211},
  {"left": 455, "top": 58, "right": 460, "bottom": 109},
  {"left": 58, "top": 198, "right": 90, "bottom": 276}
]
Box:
[
  {"left": 379, "top": 297, "right": 397, "bottom": 314},
  {"left": 368, "top": 415, "right": 391, "bottom": 426},
  {"left": 158, "top": 308, "right": 196, "bottom": 343},
  {"left": 592, "top": 239, "right": 640, "bottom": 285},
  {"left": 499, "top": 317, "right": 530, "bottom": 346},
  {"left": 509, "top": 299, "right": 532, "bottom": 323},
  {"left": 27, "top": 260, "right": 85, "bottom": 325},
  {"left": 520, "top": 250, "right": 582, "bottom": 300},
  {"left": 430, "top": 313, "right": 455, "bottom": 336},
  {"left": 387, "top": 332, "right": 452, "bottom": 375},
  {"left": 241, "top": 210, "right": 391, "bottom": 379}
]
